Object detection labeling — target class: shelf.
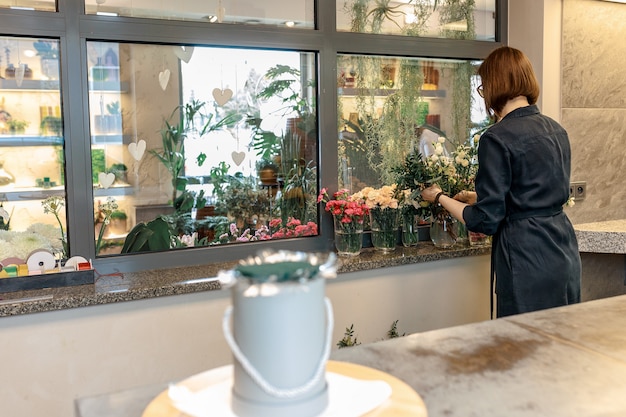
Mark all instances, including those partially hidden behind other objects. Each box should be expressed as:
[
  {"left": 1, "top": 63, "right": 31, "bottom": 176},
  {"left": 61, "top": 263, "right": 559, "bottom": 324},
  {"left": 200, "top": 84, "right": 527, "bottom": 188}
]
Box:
[
  {"left": 88, "top": 80, "right": 130, "bottom": 93},
  {"left": 338, "top": 87, "right": 446, "bottom": 98},
  {"left": 0, "top": 79, "right": 60, "bottom": 91},
  {"left": 0, "top": 135, "right": 63, "bottom": 146},
  {"left": 91, "top": 134, "right": 128, "bottom": 144},
  {"left": 93, "top": 184, "right": 134, "bottom": 197},
  {"left": 0, "top": 187, "right": 65, "bottom": 202},
  {"left": 0, "top": 183, "right": 133, "bottom": 202}
]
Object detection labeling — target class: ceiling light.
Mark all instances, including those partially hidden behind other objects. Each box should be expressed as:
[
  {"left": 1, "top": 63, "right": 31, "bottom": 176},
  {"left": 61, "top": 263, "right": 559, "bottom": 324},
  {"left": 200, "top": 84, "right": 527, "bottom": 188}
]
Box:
[
  {"left": 600, "top": 0, "right": 626, "bottom": 3},
  {"left": 204, "top": 15, "right": 218, "bottom": 23},
  {"left": 285, "top": 21, "right": 296, "bottom": 27},
  {"left": 10, "top": 6, "right": 35, "bottom": 10},
  {"left": 96, "top": 11, "right": 118, "bottom": 16}
]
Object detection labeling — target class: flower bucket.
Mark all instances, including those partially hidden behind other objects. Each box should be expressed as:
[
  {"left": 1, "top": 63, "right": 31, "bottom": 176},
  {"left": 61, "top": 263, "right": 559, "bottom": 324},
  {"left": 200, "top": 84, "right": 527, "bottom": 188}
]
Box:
[{"left": 220, "top": 250, "right": 336, "bottom": 417}]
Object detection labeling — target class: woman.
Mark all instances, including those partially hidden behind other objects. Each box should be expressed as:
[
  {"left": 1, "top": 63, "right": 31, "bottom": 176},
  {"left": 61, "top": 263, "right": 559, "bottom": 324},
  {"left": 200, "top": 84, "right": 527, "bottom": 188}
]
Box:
[{"left": 422, "top": 46, "right": 581, "bottom": 318}]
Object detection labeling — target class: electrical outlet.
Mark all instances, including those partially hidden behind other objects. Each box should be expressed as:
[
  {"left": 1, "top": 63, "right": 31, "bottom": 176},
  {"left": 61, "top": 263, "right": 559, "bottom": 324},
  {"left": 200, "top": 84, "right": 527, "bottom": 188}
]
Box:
[{"left": 570, "top": 181, "right": 586, "bottom": 201}]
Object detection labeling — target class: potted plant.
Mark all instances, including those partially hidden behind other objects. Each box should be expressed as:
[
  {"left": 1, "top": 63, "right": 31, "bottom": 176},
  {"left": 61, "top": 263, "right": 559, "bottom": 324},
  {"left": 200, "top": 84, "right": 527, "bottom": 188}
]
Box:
[
  {"left": 219, "top": 173, "right": 271, "bottom": 230},
  {"left": 40, "top": 116, "right": 63, "bottom": 137},
  {"left": 7, "top": 119, "right": 29, "bottom": 134},
  {"left": 108, "top": 210, "right": 128, "bottom": 235},
  {"left": 33, "top": 39, "right": 60, "bottom": 80},
  {"left": 108, "top": 163, "right": 128, "bottom": 183},
  {"left": 257, "top": 64, "right": 317, "bottom": 162},
  {"left": 278, "top": 131, "right": 317, "bottom": 224},
  {"left": 105, "top": 100, "right": 122, "bottom": 133},
  {"left": 257, "top": 158, "right": 279, "bottom": 185}
]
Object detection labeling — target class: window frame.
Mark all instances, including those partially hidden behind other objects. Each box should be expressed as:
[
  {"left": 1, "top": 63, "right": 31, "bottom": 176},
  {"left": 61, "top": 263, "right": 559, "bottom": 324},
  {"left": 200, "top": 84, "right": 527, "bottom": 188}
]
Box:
[{"left": 0, "top": 0, "right": 508, "bottom": 275}]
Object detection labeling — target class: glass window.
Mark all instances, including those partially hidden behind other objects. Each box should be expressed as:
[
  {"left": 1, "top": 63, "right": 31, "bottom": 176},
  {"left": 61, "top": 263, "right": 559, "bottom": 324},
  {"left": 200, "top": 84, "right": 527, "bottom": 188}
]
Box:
[
  {"left": 336, "top": 0, "right": 496, "bottom": 41},
  {"left": 0, "top": 36, "right": 66, "bottom": 262},
  {"left": 88, "top": 41, "right": 318, "bottom": 256},
  {"left": 337, "top": 54, "right": 487, "bottom": 190},
  {"left": 0, "top": 0, "right": 55, "bottom": 12},
  {"left": 84, "top": 0, "right": 315, "bottom": 28}
]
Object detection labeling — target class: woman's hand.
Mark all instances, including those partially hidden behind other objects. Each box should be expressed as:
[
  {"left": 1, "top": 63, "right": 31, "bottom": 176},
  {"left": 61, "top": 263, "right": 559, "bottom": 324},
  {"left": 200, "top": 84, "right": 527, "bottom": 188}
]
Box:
[
  {"left": 453, "top": 190, "right": 477, "bottom": 205},
  {"left": 421, "top": 184, "right": 443, "bottom": 203}
]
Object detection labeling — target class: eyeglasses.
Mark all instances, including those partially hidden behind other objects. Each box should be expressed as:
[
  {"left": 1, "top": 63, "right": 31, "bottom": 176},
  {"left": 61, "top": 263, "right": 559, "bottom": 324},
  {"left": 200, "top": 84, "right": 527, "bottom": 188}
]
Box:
[{"left": 477, "top": 85, "right": 484, "bottom": 98}]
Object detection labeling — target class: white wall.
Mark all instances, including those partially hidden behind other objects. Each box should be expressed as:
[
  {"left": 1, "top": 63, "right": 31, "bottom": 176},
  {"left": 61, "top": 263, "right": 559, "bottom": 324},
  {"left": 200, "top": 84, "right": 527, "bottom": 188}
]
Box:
[{"left": 0, "top": 255, "right": 490, "bottom": 417}]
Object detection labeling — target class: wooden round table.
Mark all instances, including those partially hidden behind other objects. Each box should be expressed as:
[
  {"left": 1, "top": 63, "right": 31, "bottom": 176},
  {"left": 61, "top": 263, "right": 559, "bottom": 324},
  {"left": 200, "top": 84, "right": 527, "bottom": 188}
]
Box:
[{"left": 142, "top": 360, "right": 427, "bottom": 417}]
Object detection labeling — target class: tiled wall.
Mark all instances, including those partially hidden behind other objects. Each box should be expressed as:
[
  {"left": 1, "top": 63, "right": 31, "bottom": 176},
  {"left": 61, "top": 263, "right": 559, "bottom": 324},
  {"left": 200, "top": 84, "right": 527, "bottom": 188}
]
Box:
[{"left": 562, "top": 0, "right": 626, "bottom": 224}]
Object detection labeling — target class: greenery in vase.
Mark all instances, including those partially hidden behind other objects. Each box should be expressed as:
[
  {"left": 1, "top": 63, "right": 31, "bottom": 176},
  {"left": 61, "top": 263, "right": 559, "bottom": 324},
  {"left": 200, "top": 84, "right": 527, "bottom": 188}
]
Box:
[
  {"left": 94, "top": 197, "right": 118, "bottom": 255},
  {"left": 42, "top": 196, "right": 68, "bottom": 258}
]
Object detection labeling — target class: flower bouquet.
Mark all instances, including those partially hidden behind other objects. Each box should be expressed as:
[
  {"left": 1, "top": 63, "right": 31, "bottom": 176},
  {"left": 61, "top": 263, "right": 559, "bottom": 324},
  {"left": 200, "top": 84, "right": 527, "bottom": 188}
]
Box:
[
  {"left": 318, "top": 188, "right": 369, "bottom": 256},
  {"left": 353, "top": 185, "right": 400, "bottom": 252},
  {"left": 393, "top": 135, "right": 483, "bottom": 248}
]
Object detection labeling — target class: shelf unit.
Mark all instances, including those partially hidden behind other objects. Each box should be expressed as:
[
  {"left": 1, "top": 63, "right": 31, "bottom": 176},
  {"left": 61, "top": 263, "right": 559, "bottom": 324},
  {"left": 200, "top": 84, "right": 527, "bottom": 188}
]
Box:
[{"left": 338, "top": 87, "right": 446, "bottom": 98}]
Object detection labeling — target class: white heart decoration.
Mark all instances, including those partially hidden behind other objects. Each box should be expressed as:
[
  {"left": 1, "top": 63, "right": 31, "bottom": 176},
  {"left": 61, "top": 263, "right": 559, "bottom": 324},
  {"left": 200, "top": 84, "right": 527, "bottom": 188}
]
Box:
[
  {"left": 158, "top": 69, "right": 171, "bottom": 91},
  {"left": 173, "top": 46, "right": 194, "bottom": 63},
  {"left": 98, "top": 172, "right": 116, "bottom": 189},
  {"left": 231, "top": 151, "right": 246, "bottom": 166},
  {"left": 128, "top": 140, "right": 146, "bottom": 161},
  {"left": 212, "top": 88, "right": 233, "bottom": 106}
]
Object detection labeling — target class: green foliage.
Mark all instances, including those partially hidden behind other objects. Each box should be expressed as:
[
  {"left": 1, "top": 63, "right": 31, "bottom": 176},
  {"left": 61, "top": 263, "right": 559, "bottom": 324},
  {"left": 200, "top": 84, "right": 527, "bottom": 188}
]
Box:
[
  {"left": 368, "top": 0, "right": 405, "bottom": 32},
  {"left": 249, "top": 117, "right": 281, "bottom": 161},
  {"left": 218, "top": 173, "right": 271, "bottom": 223},
  {"left": 151, "top": 99, "right": 236, "bottom": 205},
  {"left": 121, "top": 217, "right": 171, "bottom": 253},
  {"left": 337, "top": 324, "right": 361, "bottom": 349},
  {"left": 387, "top": 320, "right": 406, "bottom": 339},
  {"left": 91, "top": 149, "right": 106, "bottom": 184},
  {"left": 208, "top": 161, "right": 231, "bottom": 203},
  {"left": 40, "top": 116, "right": 63, "bottom": 136},
  {"left": 106, "top": 101, "right": 120, "bottom": 115},
  {"left": 257, "top": 64, "right": 315, "bottom": 118},
  {"left": 33, "top": 39, "right": 59, "bottom": 59},
  {"left": 194, "top": 189, "right": 208, "bottom": 209},
  {"left": 438, "top": 0, "right": 476, "bottom": 40},
  {"left": 337, "top": 320, "right": 406, "bottom": 349},
  {"left": 344, "top": 0, "right": 370, "bottom": 32},
  {"left": 109, "top": 210, "right": 127, "bottom": 220},
  {"left": 7, "top": 119, "right": 29, "bottom": 133}
]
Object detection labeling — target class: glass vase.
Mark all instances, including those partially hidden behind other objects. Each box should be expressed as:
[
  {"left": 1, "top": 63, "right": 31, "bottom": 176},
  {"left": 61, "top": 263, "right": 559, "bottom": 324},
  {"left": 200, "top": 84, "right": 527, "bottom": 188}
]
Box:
[
  {"left": 401, "top": 211, "right": 420, "bottom": 247},
  {"left": 333, "top": 216, "right": 364, "bottom": 256},
  {"left": 469, "top": 231, "right": 492, "bottom": 247},
  {"left": 455, "top": 221, "right": 469, "bottom": 247},
  {"left": 430, "top": 210, "right": 458, "bottom": 249},
  {"left": 370, "top": 207, "right": 399, "bottom": 253}
]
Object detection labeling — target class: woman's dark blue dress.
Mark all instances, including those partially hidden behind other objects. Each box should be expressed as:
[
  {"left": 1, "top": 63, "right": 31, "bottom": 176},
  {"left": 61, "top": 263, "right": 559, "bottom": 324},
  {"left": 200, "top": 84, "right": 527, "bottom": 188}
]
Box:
[{"left": 463, "top": 105, "right": 581, "bottom": 317}]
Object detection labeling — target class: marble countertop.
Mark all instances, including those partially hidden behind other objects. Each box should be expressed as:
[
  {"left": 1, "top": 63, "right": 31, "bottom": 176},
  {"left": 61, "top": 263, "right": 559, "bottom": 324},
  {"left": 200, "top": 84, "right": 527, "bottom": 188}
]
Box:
[
  {"left": 76, "top": 294, "right": 626, "bottom": 417},
  {"left": 0, "top": 243, "right": 490, "bottom": 318},
  {"left": 574, "top": 219, "right": 626, "bottom": 253},
  {"left": 331, "top": 294, "right": 626, "bottom": 416}
]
